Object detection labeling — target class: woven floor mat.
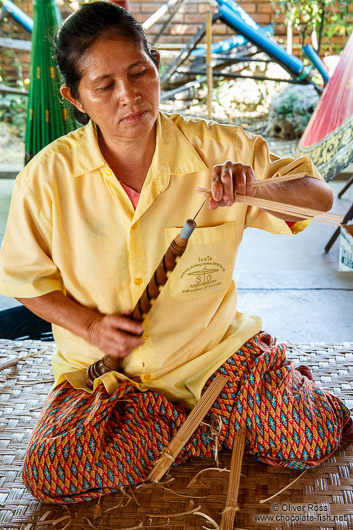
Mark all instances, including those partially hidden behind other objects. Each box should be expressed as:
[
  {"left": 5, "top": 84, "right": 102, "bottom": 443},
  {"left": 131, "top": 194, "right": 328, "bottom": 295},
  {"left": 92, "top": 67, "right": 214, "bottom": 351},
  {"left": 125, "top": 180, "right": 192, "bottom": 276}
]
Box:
[{"left": 0, "top": 339, "right": 353, "bottom": 530}]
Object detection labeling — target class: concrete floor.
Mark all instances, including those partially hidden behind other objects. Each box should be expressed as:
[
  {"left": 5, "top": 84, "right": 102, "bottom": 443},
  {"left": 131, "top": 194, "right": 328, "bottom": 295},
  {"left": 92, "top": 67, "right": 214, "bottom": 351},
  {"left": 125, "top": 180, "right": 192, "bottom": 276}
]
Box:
[
  {"left": 0, "top": 178, "right": 352, "bottom": 342},
  {"left": 235, "top": 180, "right": 353, "bottom": 342}
]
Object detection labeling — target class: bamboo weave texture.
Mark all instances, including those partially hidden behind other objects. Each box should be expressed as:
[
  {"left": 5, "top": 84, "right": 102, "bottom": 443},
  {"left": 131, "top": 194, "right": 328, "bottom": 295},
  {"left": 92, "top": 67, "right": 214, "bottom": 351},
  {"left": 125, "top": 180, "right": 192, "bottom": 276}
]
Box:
[{"left": 0, "top": 339, "right": 353, "bottom": 529}]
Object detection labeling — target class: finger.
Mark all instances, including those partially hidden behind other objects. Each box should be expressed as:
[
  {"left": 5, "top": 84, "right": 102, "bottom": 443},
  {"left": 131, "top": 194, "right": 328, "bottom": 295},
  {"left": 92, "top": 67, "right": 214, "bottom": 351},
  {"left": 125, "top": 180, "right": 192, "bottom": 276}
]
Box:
[
  {"left": 208, "top": 197, "right": 227, "bottom": 210},
  {"left": 220, "top": 161, "right": 234, "bottom": 205},
  {"left": 211, "top": 165, "right": 223, "bottom": 202},
  {"left": 108, "top": 314, "right": 144, "bottom": 336},
  {"left": 246, "top": 166, "right": 257, "bottom": 196},
  {"left": 114, "top": 332, "right": 145, "bottom": 356},
  {"left": 233, "top": 164, "right": 248, "bottom": 195},
  {"left": 103, "top": 330, "right": 145, "bottom": 358}
]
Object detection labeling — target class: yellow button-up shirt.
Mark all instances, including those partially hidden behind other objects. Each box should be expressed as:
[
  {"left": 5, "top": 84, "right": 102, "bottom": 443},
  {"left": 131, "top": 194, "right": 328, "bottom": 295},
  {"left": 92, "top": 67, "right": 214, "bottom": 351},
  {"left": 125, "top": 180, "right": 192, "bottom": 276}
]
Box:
[{"left": 0, "top": 112, "right": 319, "bottom": 408}]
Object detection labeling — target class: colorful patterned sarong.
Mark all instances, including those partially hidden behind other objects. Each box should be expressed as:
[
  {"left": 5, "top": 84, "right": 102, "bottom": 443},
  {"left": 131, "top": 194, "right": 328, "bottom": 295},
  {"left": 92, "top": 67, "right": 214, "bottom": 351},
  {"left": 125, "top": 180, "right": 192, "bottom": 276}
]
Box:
[{"left": 23, "top": 332, "right": 352, "bottom": 503}]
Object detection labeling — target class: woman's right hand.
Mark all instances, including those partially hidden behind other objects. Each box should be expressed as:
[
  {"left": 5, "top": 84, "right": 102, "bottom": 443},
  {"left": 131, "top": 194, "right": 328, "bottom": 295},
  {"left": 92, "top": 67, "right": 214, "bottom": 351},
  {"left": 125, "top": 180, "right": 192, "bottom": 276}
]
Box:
[
  {"left": 16, "top": 291, "right": 144, "bottom": 361},
  {"left": 86, "top": 312, "right": 145, "bottom": 359}
]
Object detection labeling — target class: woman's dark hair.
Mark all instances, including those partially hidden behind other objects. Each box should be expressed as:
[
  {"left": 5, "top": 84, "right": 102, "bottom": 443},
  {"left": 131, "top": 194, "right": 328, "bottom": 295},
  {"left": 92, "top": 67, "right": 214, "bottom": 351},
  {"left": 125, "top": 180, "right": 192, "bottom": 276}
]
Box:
[{"left": 55, "top": 1, "right": 158, "bottom": 124}]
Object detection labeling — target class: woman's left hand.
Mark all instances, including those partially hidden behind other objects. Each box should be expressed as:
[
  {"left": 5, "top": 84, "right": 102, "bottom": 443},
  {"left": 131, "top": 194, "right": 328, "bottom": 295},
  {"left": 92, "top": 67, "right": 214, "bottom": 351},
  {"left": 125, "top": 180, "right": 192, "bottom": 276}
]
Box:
[{"left": 209, "top": 161, "right": 257, "bottom": 209}]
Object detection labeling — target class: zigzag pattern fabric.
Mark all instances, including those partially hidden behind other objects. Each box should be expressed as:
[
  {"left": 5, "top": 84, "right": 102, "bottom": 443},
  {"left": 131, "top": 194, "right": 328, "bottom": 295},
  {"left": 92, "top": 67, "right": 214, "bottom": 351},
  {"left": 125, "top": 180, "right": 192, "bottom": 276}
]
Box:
[{"left": 23, "top": 332, "right": 351, "bottom": 503}]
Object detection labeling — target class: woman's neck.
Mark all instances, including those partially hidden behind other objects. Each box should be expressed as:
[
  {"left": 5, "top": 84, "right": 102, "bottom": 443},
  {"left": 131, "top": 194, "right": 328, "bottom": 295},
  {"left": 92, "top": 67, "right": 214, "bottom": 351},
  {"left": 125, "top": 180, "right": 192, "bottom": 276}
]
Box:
[{"left": 97, "top": 125, "right": 156, "bottom": 192}]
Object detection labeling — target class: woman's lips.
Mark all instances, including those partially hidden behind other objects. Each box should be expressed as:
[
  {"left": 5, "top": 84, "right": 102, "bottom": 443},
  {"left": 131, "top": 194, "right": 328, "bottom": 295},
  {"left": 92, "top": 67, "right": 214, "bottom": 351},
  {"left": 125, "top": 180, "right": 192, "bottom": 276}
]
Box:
[{"left": 121, "top": 110, "right": 147, "bottom": 123}]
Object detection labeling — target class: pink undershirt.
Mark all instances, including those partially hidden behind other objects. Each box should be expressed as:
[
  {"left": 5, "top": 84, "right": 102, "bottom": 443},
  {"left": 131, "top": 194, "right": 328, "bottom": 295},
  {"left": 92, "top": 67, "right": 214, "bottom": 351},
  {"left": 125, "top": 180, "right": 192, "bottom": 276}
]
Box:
[{"left": 120, "top": 181, "right": 140, "bottom": 210}]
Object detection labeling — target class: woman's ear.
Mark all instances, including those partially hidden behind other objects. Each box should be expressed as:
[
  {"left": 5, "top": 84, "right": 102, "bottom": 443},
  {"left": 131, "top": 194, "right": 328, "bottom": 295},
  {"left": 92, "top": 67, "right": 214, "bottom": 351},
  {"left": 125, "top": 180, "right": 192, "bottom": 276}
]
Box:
[
  {"left": 60, "top": 85, "right": 85, "bottom": 114},
  {"left": 152, "top": 50, "right": 160, "bottom": 70}
]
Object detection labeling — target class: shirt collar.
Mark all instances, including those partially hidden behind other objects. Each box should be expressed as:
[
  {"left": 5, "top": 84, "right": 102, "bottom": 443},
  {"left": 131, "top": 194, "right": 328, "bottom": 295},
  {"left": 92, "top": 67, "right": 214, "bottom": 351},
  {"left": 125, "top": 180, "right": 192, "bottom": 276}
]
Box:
[
  {"left": 73, "top": 112, "right": 207, "bottom": 181},
  {"left": 73, "top": 120, "right": 106, "bottom": 177},
  {"left": 156, "top": 112, "right": 207, "bottom": 186}
]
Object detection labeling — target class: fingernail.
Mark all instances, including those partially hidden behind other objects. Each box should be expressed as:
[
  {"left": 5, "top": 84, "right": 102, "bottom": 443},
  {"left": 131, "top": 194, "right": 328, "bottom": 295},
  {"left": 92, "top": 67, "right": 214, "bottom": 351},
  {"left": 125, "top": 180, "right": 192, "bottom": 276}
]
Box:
[{"left": 227, "top": 200, "right": 233, "bottom": 206}]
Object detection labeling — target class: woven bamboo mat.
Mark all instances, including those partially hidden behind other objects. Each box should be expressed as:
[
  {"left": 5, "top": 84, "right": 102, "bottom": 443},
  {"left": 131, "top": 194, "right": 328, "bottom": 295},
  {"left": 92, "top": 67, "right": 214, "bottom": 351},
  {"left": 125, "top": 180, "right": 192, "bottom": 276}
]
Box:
[{"left": 1, "top": 339, "right": 353, "bottom": 530}]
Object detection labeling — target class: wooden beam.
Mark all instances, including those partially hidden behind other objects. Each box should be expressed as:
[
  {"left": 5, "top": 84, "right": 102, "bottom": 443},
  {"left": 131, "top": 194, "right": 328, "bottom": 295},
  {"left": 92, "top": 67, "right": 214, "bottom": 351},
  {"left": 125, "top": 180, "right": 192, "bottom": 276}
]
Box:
[
  {"left": 0, "top": 84, "right": 28, "bottom": 95},
  {"left": 0, "top": 36, "right": 31, "bottom": 51}
]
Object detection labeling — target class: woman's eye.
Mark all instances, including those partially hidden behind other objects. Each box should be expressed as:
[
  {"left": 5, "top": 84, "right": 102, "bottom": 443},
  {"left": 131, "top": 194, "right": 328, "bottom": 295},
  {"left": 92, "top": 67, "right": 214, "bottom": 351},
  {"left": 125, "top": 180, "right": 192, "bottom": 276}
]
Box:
[
  {"left": 132, "top": 70, "right": 146, "bottom": 78},
  {"left": 98, "top": 84, "right": 113, "bottom": 91}
]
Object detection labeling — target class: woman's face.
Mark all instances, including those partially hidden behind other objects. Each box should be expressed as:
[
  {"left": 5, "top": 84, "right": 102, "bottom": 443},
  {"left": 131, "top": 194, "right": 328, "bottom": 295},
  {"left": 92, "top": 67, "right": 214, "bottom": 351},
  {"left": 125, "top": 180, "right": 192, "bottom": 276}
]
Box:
[{"left": 62, "top": 36, "right": 160, "bottom": 143}]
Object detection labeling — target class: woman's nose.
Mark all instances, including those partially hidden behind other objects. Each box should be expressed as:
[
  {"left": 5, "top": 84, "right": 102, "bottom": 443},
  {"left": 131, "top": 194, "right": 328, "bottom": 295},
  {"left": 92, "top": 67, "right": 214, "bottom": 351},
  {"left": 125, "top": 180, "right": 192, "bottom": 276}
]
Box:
[{"left": 119, "top": 81, "right": 141, "bottom": 105}]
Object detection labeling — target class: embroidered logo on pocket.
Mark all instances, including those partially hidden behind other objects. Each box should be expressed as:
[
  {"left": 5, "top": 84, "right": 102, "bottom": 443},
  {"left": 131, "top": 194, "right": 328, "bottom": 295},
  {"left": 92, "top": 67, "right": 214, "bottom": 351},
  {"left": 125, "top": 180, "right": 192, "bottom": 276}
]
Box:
[
  {"left": 180, "top": 257, "right": 225, "bottom": 294},
  {"left": 166, "top": 222, "right": 236, "bottom": 302}
]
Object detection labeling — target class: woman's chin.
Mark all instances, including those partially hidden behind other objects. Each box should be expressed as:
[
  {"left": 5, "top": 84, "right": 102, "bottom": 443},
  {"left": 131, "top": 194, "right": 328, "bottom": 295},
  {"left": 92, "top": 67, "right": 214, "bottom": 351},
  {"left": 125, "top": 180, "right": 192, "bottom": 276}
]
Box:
[{"left": 116, "top": 115, "right": 156, "bottom": 139}]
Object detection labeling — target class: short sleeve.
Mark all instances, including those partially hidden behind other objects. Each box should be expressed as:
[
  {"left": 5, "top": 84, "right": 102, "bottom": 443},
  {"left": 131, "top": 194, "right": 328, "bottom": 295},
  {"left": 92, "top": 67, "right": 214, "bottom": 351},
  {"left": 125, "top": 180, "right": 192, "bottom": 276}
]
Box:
[
  {"left": 243, "top": 132, "right": 323, "bottom": 234},
  {"left": 0, "top": 175, "right": 64, "bottom": 298}
]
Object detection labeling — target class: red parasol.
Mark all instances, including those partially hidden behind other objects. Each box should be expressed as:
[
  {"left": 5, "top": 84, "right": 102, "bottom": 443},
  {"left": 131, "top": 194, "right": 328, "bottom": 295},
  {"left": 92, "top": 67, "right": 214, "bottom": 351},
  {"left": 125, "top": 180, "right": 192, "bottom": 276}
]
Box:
[
  {"left": 109, "top": 0, "right": 130, "bottom": 9},
  {"left": 297, "top": 32, "right": 353, "bottom": 181}
]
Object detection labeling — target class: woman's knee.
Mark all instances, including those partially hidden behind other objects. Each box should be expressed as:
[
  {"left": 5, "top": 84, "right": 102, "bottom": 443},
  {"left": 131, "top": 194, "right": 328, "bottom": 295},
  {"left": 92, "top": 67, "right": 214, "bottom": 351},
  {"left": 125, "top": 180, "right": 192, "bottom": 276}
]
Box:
[{"left": 22, "top": 441, "right": 60, "bottom": 502}]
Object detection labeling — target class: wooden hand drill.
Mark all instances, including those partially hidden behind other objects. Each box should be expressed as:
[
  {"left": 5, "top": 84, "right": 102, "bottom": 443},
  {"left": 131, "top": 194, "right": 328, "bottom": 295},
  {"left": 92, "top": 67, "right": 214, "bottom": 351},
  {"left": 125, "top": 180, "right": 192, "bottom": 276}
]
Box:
[{"left": 85, "top": 218, "right": 197, "bottom": 388}]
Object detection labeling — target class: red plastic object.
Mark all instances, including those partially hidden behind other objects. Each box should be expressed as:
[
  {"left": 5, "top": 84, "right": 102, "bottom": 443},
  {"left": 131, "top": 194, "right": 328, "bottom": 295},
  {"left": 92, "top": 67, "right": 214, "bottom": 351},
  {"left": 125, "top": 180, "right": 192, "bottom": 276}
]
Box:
[
  {"left": 109, "top": 0, "right": 130, "bottom": 10},
  {"left": 297, "top": 32, "right": 353, "bottom": 180}
]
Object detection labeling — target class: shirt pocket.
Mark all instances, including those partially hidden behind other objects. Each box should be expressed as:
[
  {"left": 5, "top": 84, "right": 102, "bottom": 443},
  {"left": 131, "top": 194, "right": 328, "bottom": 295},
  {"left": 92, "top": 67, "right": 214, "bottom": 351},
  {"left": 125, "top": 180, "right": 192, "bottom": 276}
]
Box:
[{"left": 165, "top": 222, "right": 236, "bottom": 303}]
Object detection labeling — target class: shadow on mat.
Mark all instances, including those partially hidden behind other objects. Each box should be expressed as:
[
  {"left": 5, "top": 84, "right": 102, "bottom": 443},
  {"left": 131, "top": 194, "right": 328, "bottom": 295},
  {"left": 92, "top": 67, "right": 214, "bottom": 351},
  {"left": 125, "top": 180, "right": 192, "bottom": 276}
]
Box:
[{"left": 0, "top": 305, "right": 54, "bottom": 341}]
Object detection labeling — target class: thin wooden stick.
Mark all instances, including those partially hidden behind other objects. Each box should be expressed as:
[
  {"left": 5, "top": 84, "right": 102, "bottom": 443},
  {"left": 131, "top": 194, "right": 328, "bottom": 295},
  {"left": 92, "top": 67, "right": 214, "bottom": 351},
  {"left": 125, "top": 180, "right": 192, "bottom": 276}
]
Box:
[
  {"left": 251, "top": 171, "right": 307, "bottom": 187},
  {"left": 0, "top": 347, "right": 50, "bottom": 372},
  {"left": 259, "top": 469, "right": 307, "bottom": 504},
  {"left": 235, "top": 195, "right": 343, "bottom": 225},
  {"left": 196, "top": 187, "right": 343, "bottom": 226},
  {"left": 219, "top": 428, "right": 246, "bottom": 530},
  {"left": 147, "top": 374, "right": 228, "bottom": 483}
]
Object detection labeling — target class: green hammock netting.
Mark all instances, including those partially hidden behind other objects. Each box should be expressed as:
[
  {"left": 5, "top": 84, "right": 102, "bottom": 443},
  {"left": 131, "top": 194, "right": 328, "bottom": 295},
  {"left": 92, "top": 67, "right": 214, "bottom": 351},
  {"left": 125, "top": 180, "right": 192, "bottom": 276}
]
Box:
[{"left": 25, "top": 0, "right": 76, "bottom": 163}]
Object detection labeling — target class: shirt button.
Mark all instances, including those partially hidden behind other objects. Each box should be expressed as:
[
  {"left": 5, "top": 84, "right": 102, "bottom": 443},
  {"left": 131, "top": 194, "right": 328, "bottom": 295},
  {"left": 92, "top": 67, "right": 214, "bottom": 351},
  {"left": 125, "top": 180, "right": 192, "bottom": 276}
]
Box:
[
  {"left": 134, "top": 277, "right": 143, "bottom": 286},
  {"left": 144, "top": 374, "right": 151, "bottom": 381},
  {"left": 142, "top": 334, "right": 147, "bottom": 340},
  {"left": 131, "top": 224, "right": 137, "bottom": 230},
  {"left": 105, "top": 168, "right": 112, "bottom": 175}
]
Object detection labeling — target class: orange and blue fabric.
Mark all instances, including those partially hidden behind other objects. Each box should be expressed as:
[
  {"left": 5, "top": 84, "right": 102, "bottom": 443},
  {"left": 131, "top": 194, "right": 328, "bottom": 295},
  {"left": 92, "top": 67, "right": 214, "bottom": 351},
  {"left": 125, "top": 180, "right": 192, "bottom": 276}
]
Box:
[{"left": 23, "top": 333, "right": 351, "bottom": 503}]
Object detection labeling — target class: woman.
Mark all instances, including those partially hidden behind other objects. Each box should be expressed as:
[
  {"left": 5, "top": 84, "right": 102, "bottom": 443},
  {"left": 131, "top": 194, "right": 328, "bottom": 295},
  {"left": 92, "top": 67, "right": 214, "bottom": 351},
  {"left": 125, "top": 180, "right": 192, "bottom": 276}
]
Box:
[{"left": 0, "top": 2, "right": 351, "bottom": 503}]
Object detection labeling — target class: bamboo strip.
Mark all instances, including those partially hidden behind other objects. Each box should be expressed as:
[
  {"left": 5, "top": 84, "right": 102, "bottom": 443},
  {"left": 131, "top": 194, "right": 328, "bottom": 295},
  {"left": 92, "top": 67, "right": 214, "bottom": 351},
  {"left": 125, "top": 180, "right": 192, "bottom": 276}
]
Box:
[
  {"left": 147, "top": 374, "right": 228, "bottom": 483},
  {"left": 251, "top": 172, "right": 307, "bottom": 187},
  {"left": 0, "top": 347, "right": 50, "bottom": 372},
  {"left": 259, "top": 469, "right": 307, "bottom": 504},
  {"left": 196, "top": 187, "right": 343, "bottom": 226},
  {"left": 219, "top": 428, "right": 246, "bottom": 530},
  {"left": 234, "top": 195, "right": 343, "bottom": 225}
]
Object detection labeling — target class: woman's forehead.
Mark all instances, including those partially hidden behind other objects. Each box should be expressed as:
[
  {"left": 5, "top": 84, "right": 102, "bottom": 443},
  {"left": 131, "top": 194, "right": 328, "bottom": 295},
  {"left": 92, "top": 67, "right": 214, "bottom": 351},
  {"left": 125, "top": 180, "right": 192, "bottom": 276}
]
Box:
[{"left": 79, "top": 37, "right": 149, "bottom": 75}]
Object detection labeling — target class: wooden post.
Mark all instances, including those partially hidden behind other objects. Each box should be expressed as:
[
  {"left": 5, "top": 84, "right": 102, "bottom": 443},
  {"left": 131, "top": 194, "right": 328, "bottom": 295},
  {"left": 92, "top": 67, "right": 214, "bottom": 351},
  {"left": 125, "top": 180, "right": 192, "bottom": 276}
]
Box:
[{"left": 206, "top": 8, "right": 213, "bottom": 120}]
